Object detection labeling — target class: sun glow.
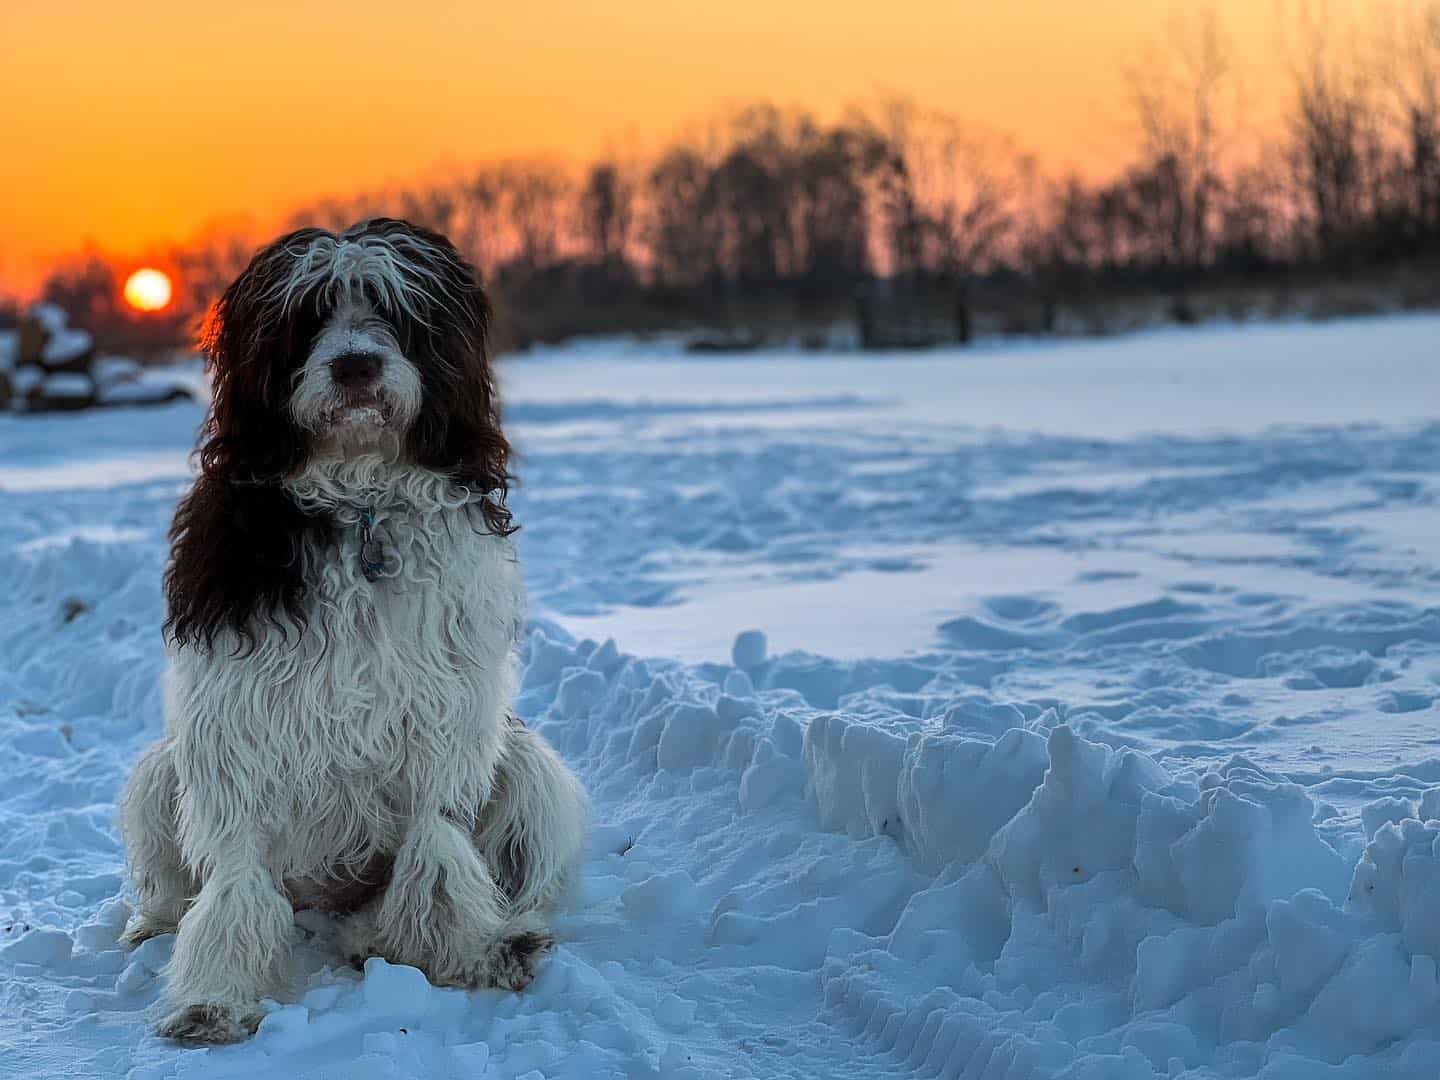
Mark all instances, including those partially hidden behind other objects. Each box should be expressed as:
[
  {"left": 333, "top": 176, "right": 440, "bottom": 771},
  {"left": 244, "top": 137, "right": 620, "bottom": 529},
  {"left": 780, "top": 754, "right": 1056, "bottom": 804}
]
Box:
[{"left": 123, "top": 268, "right": 173, "bottom": 312}]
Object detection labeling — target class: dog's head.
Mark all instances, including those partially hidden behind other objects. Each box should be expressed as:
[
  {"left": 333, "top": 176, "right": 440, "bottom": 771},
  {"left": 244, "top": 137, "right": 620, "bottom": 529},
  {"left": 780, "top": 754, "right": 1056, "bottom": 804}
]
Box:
[
  {"left": 201, "top": 218, "right": 510, "bottom": 501},
  {"left": 167, "top": 219, "right": 514, "bottom": 650}
]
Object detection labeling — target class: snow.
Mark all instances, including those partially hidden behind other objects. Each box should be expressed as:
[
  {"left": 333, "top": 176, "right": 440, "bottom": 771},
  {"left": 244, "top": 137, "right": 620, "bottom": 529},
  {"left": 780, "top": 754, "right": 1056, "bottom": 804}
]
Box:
[
  {"left": 10, "top": 365, "right": 43, "bottom": 397},
  {"left": 511, "top": 315, "right": 1440, "bottom": 437},
  {"left": 28, "top": 303, "right": 69, "bottom": 336},
  {"left": 38, "top": 373, "right": 94, "bottom": 399},
  {"left": 27, "top": 303, "right": 92, "bottom": 368},
  {"left": 2, "top": 315, "right": 1440, "bottom": 1079},
  {"left": 92, "top": 357, "right": 143, "bottom": 387},
  {"left": 40, "top": 328, "right": 93, "bottom": 366},
  {"left": 93, "top": 364, "right": 197, "bottom": 408}
]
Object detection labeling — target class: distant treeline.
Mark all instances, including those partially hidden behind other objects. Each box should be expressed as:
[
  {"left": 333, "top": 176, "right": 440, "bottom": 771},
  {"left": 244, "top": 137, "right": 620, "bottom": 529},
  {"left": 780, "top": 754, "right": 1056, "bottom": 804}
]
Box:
[{"left": 20, "top": 7, "right": 1440, "bottom": 351}]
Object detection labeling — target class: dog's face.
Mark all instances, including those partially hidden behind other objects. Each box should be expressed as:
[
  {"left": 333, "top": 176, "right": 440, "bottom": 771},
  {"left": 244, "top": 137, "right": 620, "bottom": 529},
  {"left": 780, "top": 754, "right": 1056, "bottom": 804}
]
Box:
[
  {"left": 289, "top": 293, "right": 423, "bottom": 447},
  {"left": 199, "top": 217, "right": 510, "bottom": 493},
  {"left": 271, "top": 223, "right": 478, "bottom": 454}
]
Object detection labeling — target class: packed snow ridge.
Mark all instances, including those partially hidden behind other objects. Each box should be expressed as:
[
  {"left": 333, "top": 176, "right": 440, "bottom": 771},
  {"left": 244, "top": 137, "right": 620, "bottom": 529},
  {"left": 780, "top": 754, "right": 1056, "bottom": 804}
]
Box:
[{"left": 3, "top": 318, "right": 1440, "bottom": 1078}]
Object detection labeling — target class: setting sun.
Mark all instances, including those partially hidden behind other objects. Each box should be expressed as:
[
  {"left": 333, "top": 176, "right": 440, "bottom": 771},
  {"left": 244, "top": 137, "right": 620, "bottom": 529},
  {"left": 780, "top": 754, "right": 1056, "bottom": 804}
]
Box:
[{"left": 123, "top": 268, "right": 173, "bottom": 312}]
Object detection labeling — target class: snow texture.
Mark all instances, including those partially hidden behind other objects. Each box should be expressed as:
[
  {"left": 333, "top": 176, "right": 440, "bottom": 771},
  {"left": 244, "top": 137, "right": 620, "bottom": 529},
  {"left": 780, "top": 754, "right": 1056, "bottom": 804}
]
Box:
[{"left": 3, "top": 316, "right": 1440, "bottom": 1078}]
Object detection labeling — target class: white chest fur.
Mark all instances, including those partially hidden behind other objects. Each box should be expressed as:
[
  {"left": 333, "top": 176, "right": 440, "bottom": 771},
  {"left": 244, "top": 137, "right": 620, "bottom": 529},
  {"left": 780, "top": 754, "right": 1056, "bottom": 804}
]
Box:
[{"left": 166, "top": 459, "right": 524, "bottom": 877}]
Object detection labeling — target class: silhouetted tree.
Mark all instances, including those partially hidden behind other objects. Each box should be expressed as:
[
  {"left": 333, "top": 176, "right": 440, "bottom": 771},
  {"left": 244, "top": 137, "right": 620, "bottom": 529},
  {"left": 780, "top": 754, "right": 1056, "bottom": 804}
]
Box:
[
  {"left": 1384, "top": 1, "right": 1440, "bottom": 246},
  {"left": 647, "top": 147, "right": 723, "bottom": 290},
  {"left": 1124, "top": 10, "right": 1234, "bottom": 274},
  {"left": 499, "top": 161, "right": 570, "bottom": 273},
  {"left": 579, "top": 162, "right": 636, "bottom": 267},
  {"left": 1286, "top": 16, "right": 1388, "bottom": 267}
]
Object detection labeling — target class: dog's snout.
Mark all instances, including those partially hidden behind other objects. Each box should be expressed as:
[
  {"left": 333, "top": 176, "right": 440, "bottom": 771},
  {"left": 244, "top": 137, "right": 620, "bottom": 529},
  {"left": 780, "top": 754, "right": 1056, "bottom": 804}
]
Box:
[{"left": 330, "top": 352, "right": 382, "bottom": 388}]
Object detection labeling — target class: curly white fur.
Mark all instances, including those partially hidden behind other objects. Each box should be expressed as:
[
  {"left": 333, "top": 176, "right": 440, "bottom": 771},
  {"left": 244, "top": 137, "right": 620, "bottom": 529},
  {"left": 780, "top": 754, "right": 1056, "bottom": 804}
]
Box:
[
  {"left": 120, "top": 451, "right": 587, "bottom": 1042},
  {"left": 267, "top": 230, "right": 474, "bottom": 326}
]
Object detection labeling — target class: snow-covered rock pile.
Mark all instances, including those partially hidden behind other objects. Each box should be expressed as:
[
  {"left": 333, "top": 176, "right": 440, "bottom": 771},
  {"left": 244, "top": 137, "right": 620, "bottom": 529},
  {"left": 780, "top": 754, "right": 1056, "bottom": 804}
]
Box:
[
  {"left": 1, "top": 303, "right": 193, "bottom": 413},
  {"left": 10, "top": 302, "right": 99, "bottom": 410}
]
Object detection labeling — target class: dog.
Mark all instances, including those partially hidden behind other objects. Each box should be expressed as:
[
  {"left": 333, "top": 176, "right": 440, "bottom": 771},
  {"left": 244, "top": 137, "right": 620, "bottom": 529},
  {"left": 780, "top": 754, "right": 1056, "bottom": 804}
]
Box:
[{"left": 119, "top": 218, "right": 588, "bottom": 1045}]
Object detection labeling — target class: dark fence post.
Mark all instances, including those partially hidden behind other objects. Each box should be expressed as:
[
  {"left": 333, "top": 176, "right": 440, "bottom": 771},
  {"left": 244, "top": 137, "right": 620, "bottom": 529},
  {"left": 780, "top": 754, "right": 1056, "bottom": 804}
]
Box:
[
  {"left": 954, "top": 281, "right": 973, "bottom": 346},
  {"left": 855, "top": 287, "right": 876, "bottom": 350}
]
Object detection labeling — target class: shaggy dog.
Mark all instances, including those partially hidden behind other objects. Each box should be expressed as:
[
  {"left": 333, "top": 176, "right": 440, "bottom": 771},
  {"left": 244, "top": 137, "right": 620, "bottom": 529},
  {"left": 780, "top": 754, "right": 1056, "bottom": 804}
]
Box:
[{"left": 119, "top": 219, "right": 588, "bottom": 1045}]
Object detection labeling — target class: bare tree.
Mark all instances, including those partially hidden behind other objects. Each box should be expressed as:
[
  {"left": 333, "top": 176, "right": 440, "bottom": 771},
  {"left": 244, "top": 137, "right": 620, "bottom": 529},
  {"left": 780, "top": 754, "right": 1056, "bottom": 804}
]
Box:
[
  {"left": 398, "top": 187, "right": 459, "bottom": 241},
  {"left": 789, "top": 122, "right": 885, "bottom": 293},
  {"left": 864, "top": 101, "right": 1014, "bottom": 277},
  {"left": 1125, "top": 9, "right": 1235, "bottom": 272},
  {"left": 497, "top": 160, "right": 571, "bottom": 273},
  {"left": 579, "top": 161, "right": 636, "bottom": 267},
  {"left": 451, "top": 169, "right": 505, "bottom": 278},
  {"left": 1382, "top": 1, "right": 1440, "bottom": 243},
  {"left": 646, "top": 147, "right": 723, "bottom": 290},
  {"left": 860, "top": 99, "right": 1015, "bottom": 341},
  {"left": 1285, "top": 7, "right": 1388, "bottom": 266}
]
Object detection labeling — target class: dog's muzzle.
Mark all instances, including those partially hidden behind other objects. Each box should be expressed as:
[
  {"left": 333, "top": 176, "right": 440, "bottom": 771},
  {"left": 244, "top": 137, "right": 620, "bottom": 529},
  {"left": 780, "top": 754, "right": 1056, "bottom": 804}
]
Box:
[
  {"left": 290, "top": 298, "right": 424, "bottom": 436},
  {"left": 330, "top": 351, "right": 383, "bottom": 391},
  {"left": 327, "top": 351, "right": 388, "bottom": 419}
]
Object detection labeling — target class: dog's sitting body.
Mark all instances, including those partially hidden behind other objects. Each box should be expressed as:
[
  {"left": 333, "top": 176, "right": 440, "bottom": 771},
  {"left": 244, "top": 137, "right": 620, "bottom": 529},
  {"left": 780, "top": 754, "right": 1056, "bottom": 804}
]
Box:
[{"left": 119, "top": 220, "right": 587, "bottom": 1045}]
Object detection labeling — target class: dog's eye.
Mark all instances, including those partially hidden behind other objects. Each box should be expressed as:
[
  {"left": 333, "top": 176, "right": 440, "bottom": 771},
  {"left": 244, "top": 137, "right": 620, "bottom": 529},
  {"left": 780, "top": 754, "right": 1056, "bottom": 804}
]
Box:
[{"left": 358, "top": 318, "right": 403, "bottom": 350}]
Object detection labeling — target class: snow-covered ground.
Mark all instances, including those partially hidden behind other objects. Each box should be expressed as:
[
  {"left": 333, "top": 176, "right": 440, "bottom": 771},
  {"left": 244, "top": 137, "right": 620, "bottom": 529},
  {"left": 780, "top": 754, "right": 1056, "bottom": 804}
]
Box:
[{"left": 3, "top": 316, "right": 1440, "bottom": 1079}]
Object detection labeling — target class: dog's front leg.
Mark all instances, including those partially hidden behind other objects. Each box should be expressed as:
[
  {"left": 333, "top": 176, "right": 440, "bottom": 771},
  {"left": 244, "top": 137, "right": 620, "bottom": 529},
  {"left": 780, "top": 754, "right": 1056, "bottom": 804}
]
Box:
[
  {"left": 118, "top": 740, "right": 196, "bottom": 945},
  {"left": 343, "top": 814, "right": 552, "bottom": 990},
  {"left": 157, "top": 841, "right": 293, "bottom": 1044}
]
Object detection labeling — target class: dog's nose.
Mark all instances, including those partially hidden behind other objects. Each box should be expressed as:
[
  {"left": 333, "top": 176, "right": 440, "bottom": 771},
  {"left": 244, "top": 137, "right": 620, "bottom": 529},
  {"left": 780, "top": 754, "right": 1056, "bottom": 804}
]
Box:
[{"left": 330, "top": 352, "right": 382, "bottom": 388}]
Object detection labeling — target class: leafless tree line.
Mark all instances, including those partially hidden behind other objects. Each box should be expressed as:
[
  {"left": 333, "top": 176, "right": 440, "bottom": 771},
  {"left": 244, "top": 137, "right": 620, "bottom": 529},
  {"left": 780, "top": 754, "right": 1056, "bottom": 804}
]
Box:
[{"left": 25, "top": 3, "right": 1440, "bottom": 348}]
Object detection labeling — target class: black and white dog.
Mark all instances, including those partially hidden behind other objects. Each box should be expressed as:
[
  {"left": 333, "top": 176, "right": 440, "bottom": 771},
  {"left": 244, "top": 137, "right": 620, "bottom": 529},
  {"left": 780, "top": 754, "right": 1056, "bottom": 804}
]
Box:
[{"left": 120, "top": 219, "right": 588, "bottom": 1045}]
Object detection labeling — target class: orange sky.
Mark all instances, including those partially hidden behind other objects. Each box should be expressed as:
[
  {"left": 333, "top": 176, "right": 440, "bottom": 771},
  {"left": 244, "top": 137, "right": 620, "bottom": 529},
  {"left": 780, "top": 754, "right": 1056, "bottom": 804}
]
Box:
[{"left": 0, "top": 1, "right": 1386, "bottom": 296}]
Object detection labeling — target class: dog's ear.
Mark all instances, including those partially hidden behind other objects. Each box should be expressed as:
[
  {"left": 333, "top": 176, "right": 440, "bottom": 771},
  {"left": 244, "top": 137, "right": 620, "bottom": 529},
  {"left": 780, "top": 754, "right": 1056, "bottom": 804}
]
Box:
[
  {"left": 390, "top": 221, "right": 517, "bottom": 537},
  {"left": 165, "top": 231, "right": 332, "bottom": 652},
  {"left": 164, "top": 476, "right": 323, "bottom": 652},
  {"left": 199, "top": 229, "right": 328, "bottom": 483}
]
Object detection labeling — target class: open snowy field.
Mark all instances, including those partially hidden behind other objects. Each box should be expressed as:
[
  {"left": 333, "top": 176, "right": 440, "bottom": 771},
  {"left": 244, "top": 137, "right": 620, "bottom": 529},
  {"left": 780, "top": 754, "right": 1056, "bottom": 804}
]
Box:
[{"left": 3, "top": 315, "right": 1440, "bottom": 1079}]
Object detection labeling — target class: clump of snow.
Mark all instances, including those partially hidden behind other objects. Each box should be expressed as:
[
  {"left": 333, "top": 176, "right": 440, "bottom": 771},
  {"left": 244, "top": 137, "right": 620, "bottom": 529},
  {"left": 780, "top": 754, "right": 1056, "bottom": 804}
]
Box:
[
  {"left": 39, "top": 373, "right": 94, "bottom": 399},
  {"left": 29, "top": 301, "right": 69, "bottom": 335},
  {"left": 92, "top": 356, "right": 142, "bottom": 386},
  {"left": 10, "top": 364, "right": 44, "bottom": 395},
  {"left": 40, "top": 327, "right": 93, "bottom": 366}
]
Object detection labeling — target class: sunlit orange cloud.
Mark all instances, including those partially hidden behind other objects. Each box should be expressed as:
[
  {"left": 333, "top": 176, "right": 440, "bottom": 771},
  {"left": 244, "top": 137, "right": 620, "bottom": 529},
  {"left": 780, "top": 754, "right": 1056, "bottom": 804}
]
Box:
[{"left": 0, "top": 0, "right": 1378, "bottom": 296}]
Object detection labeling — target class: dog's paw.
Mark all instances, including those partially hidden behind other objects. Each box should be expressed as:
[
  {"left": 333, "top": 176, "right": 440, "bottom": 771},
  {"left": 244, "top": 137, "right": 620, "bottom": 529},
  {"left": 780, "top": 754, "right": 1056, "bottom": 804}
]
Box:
[
  {"left": 417, "top": 922, "right": 555, "bottom": 991},
  {"left": 157, "top": 1003, "right": 260, "bottom": 1045},
  {"left": 119, "top": 914, "right": 177, "bottom": 948},
  {"left": 339, "top": 906, "right": 555, "bottom": 991},
  {"left": 335, "top": 905, "right": 386, "bottom": 971},
  {"left": 485, "top": 927, "right": 554, "bottom": 991}
]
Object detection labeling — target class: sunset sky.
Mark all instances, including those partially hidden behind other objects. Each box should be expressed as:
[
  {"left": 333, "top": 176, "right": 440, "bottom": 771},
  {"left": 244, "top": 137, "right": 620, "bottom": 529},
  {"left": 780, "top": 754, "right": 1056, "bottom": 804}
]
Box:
[{"left": 0, "top": 1, "right": 1387, "bottom": 296}]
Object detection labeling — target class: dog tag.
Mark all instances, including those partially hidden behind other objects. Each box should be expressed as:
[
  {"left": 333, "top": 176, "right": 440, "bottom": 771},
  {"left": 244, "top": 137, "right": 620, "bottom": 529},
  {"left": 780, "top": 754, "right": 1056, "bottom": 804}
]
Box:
[
  {"left": 358, "top": 509, "right": 389, "bottom": 582},
  {"left": 361, "top": 538, "right": 387, "bottom": 580}
]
